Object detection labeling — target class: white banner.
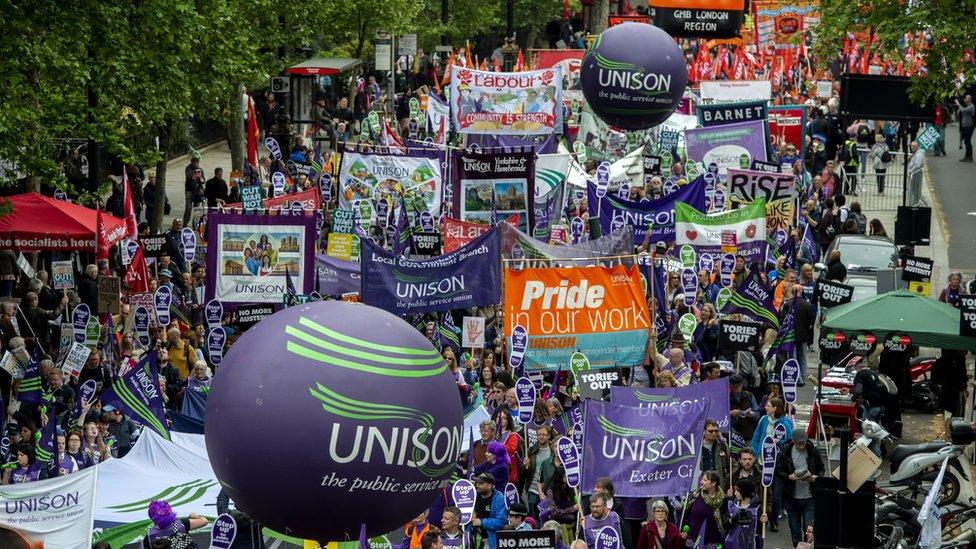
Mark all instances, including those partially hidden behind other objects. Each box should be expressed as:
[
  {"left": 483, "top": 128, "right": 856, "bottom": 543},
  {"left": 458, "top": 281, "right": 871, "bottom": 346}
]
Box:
[
  {"left": 0, "top": 466, "right": 98, "bottom": 548},
  {"left": 212, "top": 220, "right": 308, "bottom": 303},
  {"left": 450, "top": 66, "right": 563, "bottom": 135},
  {"left": 699, "top": 80, "right": 772, "bottom": 104},
  {"left": 337, "top": 152, "right": 443, "bottom": 215}
]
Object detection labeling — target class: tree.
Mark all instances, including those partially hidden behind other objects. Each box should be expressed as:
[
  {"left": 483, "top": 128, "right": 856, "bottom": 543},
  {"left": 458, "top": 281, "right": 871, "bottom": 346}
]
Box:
[{"left": 815, "top": 0, "right": 976, "bottom": 101}]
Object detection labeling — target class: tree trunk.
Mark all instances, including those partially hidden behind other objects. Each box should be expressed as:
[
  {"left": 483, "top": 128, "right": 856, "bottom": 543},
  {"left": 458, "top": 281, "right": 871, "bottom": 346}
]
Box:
[
  {"left": 591, "top": 0, "right": 609, "bottom": 35},
  {"left": 152, "top": 122, "right": 173, "bottom": 233},
  {"left": 228, "top": 84, "right": 246, "bottom": 172},
  {"left": 25, "top": 66, "right": 42, "bottom": 193}
]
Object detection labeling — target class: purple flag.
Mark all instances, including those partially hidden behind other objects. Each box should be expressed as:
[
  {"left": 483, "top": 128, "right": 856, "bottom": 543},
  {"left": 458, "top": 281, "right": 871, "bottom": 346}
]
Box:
[
  {"left": 801, "top": 223, "right": 819, "bottom": 264},
  {"left": 581, "top": 399, "right": 710, "bottom": 497},
  {"left": 101, "top": 351, "right": 170, "bottom": 440},
  {"left": 766, "top": 297, "right": 796, "bottom": 359},
  {"left": 588, "top": 177, "right": 707, "bottom": 244},
  {"left": 610, "top": 379, "right": 730, "bottom": 432},
  {"left": 721, "top": 271, "right": 780, "bottom": 327}
]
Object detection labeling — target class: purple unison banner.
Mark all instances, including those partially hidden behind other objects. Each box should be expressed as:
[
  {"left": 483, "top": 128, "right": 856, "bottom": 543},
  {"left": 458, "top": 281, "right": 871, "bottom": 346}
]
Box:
[
  {"left": 610, "top": 378, "right": 730, "bottom": 432},
  {"left": 581, "top": 399, "right": 709, "bottom": 497},
  {"left": 684, "top": 120, "right": 769, "bottom": 176},
  {"left": 316, "top": 254, "right": 361, "bottom": 296},
  {"left": 587, "top": 178, "right": 706, "bottom": 245},
  {"left": 205, "top": 213, "right": 317, "bottom": 305},
  {"left": 360, "top": 227, "right": 501, "bottom": 315},
  {"left": 450, "top": 149, "right": 535, "bottom": 233}
]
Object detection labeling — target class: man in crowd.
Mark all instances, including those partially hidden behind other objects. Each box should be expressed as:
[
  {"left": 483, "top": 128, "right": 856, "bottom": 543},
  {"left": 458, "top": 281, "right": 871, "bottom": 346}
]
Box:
[
  {"left": 582, "top": 493, "right": 621, "bottom": 549},
  {"left": 470, "top": 473, "right": 507, "bottom": 548},
  {"left": 776, "top": 430, "right": 823, "bottom": 547},
  {"left": 699, "top": 419, "right": 729, "bottom": 488},
  {"left": 439, "top": 507, "right": 470, "bottom": 549},
  {"left": 204, "top": 167, "right": 229, "bottom": 208}
]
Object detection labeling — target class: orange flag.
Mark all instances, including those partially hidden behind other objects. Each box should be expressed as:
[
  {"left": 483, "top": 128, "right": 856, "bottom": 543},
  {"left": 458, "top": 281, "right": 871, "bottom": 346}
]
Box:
[
  {"left": 441, "top": 52, "right": 455, "bottom": 85},
  {"left": 465, "top": 42, "right": 474, "bottom": 69}
]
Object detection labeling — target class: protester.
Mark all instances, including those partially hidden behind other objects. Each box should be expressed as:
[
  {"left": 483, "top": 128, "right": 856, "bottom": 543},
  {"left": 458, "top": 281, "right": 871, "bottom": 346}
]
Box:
[
  {"left": 142, "top": 499, "right": 208, "bottom": 547},
  {"left": 636, "top": 500, "right": 683, "bottom": 549},
  {"left": 471, "top": 472, "right": 508, "bottom": 549},
  {"left": 680, "top": 470, "right": 725, "bottom": 547},
  {"left": 776, "top": 431, "right": 823, "bottom": 547},
  {"left": 581, "top": 492, "right": 622, "bottom": 549}
]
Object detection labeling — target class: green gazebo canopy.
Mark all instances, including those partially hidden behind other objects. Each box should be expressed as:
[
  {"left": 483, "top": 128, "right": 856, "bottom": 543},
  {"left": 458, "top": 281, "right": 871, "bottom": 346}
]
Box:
[{"left": 822, "top": 289, "right": 976, "bottom": 352}]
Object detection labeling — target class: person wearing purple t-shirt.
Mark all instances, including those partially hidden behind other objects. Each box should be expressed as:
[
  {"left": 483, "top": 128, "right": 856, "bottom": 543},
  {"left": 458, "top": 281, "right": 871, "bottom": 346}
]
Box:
[
  {"left": 1, "top": 445, "right": 48, "bottom": 484},
  {"left": 582, "top": 492, "right": 622, "bottom": 549},
  {"left": 440, "top": 507, "right": 471, "bottom": 549}
]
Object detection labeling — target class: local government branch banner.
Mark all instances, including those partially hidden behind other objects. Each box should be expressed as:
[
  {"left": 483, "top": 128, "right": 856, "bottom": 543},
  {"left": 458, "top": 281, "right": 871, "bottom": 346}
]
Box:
[
  {"left": 361, "top": 227, "right": 501, "bottom": 315},
  {"left": 504, "top": 265, "right": 649, "bottom": 370},
  {"left": 450, "top": 66, "right": 563, "bottom": 135},
  {"left": 0, "top": 466, "right": 97, "bottom": 548},
  {"left": 205, "top": 213, "right": 316, "bottom": 304},
  {"left": 580, "top": 399, "right": 708, "bottom": 497}
]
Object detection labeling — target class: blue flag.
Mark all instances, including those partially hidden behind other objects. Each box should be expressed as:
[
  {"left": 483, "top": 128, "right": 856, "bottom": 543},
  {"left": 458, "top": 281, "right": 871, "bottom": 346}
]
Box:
[
  {"left": 439, "top": 312, "right": 461, "bottom": 356},
  {"left": 101, "top": 351, "right": 170, "bottom": 440},
  {"left": 35, "top": 411, "right": 56, "bottom": 463},
  {"left": 779, "top": 235, "right": 797, "bottom": 274},
  {"left": 393, "top": 198, "right": 413, "bottom": 256},
  {"left": 801, "top": 223, "right": 819, "bottom": 264}
]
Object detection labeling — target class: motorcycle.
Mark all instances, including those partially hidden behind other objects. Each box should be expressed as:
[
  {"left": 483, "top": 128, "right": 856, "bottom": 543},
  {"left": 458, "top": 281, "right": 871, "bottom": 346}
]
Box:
[{"left": 881, "top": 419, "right": 976, "bottom": 507}]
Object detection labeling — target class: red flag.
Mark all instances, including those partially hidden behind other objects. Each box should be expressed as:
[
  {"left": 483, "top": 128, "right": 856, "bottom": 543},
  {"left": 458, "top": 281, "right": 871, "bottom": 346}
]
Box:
[
  {"left": 122, "top": 168, "right": 138, "bottom": 238},
  {"left": 246, "top": 96, "right": 259, "bottom": 166},
  {"left": 123, "top": 243, "right": 149, "bottom": 293},
  {"left": 516, "top": 49, "right": 525, "bottom": 71},
  {"left": 493, "top": 56, "right": 501, "bottom": 72},
  {"left": 860, "top": 47, "right": 869, "bottom": 74},
  {"left": 96, "top": 208, "right": 109, "bottom": 261}
]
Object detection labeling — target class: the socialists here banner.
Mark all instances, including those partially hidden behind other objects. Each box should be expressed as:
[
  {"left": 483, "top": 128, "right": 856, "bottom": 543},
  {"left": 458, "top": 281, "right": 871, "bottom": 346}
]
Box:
[
  {"left": 580, "top": 399, "right": 709, "bottom": 497},
  {"left": 205, "top": 214, "right": 316, "bottom": 304},
  {"left": 0, "top": 466, "right": 97, "bottom": 548},
  {"left": 504, "top": 265, "right": 650, "bottom": 370},
  {"left": 450, "top": 66, "right": 563, "bottom": 135}
]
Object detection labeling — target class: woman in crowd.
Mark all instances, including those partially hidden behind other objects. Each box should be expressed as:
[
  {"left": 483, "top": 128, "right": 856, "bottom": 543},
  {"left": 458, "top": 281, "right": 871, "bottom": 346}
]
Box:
[
  {"left": 751, "top": 397, "right": 794, "bottom": 455},
  {"left": 681, "top": 470, "right": 725, "bottom": 548},
  {"left": 694, "top": 304, "right": 720, "bottom": 361},
  {"left": 724, "top": 479, "right": 764, "bottom": 549},
  {"left": 496, "top": 411, "right": 522, "bottom": 484},
  {"left": 65, "top": 430, "right": 95, "bottom": 470},
  {"left": 81, "top": 420, "right": 110, "bottom": 464},
  {"left": 2, "top": 445, "right": 47, "bottom": 484},
  {"left": 472, "top": 440, "right": 509, "bottom": 493},
  {"left": 143, "top": 499, "right": 208, "bottom": 547},
  {"left": 637, "top": 499, "right": 684, "bottom": 549}
]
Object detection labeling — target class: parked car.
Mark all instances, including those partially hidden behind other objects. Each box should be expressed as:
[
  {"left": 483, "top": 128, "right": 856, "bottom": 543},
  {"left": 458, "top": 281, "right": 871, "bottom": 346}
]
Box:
[{"left": 814, "top": 235, "right": 898, "bottom": 301}]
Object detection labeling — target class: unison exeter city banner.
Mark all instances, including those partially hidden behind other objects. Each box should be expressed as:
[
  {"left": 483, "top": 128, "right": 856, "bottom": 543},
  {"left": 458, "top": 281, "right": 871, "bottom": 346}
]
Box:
[
  {"left": 205, "top": 213, "right": 317, "bottom": 304},
  {"left": 580, "top": 399, "right": 709, "bottom": 497},
  {"left": 504, "top": 265, "right": 650, "bottom": 370},
  {"left": 361, "top": 228, "right": 501, "bottom": 315}
]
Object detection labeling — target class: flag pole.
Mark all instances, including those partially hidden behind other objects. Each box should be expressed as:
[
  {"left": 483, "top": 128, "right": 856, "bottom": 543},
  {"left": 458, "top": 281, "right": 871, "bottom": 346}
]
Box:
[{"left": 761, "top": 485, "right": 768, "bottom": 538}]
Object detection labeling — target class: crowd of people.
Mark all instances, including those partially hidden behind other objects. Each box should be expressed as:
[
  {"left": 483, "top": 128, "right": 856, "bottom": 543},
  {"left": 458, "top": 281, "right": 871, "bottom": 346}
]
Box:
[{"left": 2, "top": 10, "right": 968, "bottom": 549}]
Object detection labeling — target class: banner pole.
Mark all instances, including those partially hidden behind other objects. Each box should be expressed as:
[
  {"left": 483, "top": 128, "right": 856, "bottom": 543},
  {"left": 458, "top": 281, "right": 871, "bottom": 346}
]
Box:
[
  {"left": 761, "top": 485, "right": 768, "bottom": 538},
  {"left": 736, "top": 352, "right": 741, "bottom": 374}
]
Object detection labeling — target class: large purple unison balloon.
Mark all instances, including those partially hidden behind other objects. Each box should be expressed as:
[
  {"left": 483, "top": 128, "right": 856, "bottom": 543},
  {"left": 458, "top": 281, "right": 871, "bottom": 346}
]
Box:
[
  {"left": 206, "top": 301, "right": 462, "bottom": 541},
  {"left": 580, "top": 22, "right": 688, "bottom": 130}
]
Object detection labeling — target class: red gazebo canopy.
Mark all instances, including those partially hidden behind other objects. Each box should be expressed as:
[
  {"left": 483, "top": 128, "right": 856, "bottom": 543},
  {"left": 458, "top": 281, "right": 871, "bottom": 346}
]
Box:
[{"left": 0, "top": 192, "right": 127, "bottom": 251}]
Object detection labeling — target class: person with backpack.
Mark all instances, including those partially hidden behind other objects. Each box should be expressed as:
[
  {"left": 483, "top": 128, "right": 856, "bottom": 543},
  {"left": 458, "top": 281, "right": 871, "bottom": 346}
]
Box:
[
  {"left": 854, "top": 120, "right": 873, "bottom": 176},
  {"left": 869, "top": 133, "right": 892, "bottom": 194},
  {"left": 840, "top": 130, "right": 859, "bottom": 195},
  {"left": 816, "top": 197, "right": 839, "bottom": 254},
  {"left": 848, "top": 202, "right": 868, "bottom": 234}
]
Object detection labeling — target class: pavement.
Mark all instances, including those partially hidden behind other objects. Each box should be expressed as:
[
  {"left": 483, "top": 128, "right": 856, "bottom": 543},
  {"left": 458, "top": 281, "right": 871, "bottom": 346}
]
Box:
[{"left": 926, "top": 123, "right": 976, "bottom": 279}]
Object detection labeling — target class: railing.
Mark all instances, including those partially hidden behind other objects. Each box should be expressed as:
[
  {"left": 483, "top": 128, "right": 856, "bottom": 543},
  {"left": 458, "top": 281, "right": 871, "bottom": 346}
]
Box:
[{"left": 838, "top": 149, "right": 909, "bottom": 212}]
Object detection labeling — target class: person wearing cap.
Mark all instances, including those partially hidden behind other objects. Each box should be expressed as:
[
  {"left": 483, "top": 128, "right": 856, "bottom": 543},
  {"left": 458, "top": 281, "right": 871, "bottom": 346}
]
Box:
[
  {"left": 102, "top": 404, "right": 139, "bottom": 458},
  {"left": 469, "top": 472, "right": 507, "bottom": 549},
  {"left": 508, "top": 502, "right": 533, "bottom": 530},
  {"left": 728, "top": 374, "right": 760, "bottom": 442},
  {"left": 775, "top": 429, "right": 823, "bottom": 547}
]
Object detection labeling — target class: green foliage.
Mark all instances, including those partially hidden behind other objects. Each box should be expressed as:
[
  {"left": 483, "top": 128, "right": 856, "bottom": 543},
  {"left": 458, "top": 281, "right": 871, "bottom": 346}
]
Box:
[{"left": 816, "top": 0, "right": 976, "bottom": 101}]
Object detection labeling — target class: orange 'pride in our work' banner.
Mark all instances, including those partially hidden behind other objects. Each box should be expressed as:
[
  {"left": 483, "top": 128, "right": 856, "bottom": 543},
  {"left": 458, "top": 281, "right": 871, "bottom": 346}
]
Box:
[{"left": 504, "top": 264, "right": 650, "bottom": 370}]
